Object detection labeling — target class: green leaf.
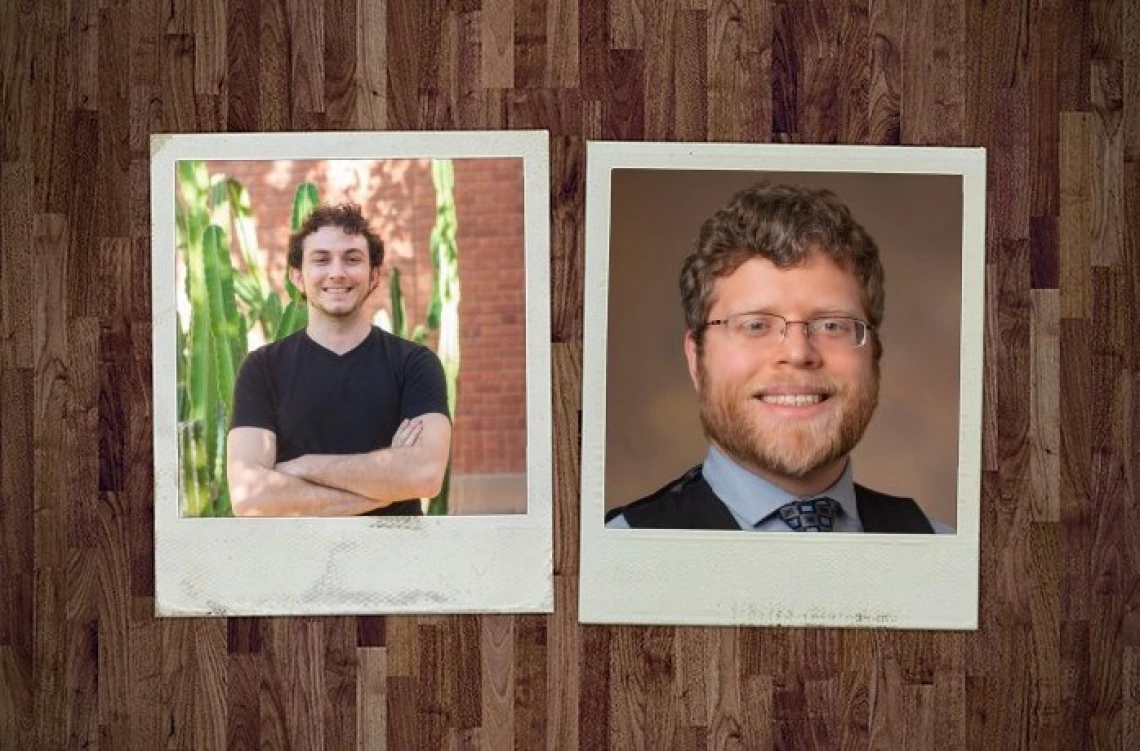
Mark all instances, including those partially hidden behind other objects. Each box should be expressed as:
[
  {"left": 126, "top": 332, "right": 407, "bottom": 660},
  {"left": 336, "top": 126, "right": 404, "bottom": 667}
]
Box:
[
  {"left": 202, "top": 225, "right": 242, "bottom": 414},
  {"left": 260, "top": 291, "right": 284, "bottom": 338},
  {"left": 423, "top": 159, "right": 462, "bottom": 516},
  {"left": 274, "top": 300, "right": 308, "bottom": 339},
  {"left": 291, "top": 182, "right": 320, "bottom": 232},
  {"left": 388, "top": 266, "right": 408, "bottom": 340}
]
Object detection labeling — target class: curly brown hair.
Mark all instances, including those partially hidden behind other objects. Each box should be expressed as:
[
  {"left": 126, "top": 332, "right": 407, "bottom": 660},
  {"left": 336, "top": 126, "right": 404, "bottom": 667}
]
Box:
[
  {"left": 680, "top": 182, "right": 885, "bottom": 360},
  {"left": 287, "top": 203, "right": 385, "bottom": 270}
]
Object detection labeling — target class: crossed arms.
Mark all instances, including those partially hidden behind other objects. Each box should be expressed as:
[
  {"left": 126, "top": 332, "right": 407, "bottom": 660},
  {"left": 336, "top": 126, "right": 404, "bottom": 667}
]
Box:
[{"left": 226, "top": 413, "right": 452, "bottom": 517}]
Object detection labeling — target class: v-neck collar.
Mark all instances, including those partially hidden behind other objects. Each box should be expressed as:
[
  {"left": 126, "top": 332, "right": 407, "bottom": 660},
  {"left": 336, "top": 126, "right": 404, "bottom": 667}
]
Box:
[{"left": 301, "top": 327, "right": 375, "bottom": 360}]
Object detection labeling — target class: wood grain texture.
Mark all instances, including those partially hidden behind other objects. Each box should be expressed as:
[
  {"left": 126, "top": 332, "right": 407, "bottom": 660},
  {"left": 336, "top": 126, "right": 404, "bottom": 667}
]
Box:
[{"left": 1, "top": 1, "right": 1138, "bottom": 748}]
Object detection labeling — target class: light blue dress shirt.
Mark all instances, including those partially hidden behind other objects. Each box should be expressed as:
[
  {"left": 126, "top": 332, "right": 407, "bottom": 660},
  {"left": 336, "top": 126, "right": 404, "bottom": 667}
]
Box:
[{"left": 606, "top": 444, "right": 955, "bottom": 533}]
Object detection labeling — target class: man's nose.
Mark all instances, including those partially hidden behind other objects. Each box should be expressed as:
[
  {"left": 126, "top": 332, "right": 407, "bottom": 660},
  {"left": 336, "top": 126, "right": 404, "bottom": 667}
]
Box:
[{"left": 776, "top": 322, "right": 821, "bottom": 365}]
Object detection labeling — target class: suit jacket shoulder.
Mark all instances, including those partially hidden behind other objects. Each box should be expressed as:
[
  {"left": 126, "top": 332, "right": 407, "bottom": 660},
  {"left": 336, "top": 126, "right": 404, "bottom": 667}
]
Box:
[
  {"left": 853, "top": 484, "right": 934, "bottom": 534},
  {"left": 606, "top": 466, "right": 741, "bottom": 530}
]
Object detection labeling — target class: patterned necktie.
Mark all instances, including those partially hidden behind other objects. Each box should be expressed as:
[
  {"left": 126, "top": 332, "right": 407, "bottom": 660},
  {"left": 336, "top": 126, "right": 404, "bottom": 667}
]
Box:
[{"left": 772, "top": 497, "right": 841, "bottom": 532}]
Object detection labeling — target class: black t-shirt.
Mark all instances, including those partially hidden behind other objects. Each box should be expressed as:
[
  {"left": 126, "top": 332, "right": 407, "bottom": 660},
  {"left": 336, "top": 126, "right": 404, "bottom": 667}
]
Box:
[{"left": 231, "top": 327, "right": 450, "bottom": 515}]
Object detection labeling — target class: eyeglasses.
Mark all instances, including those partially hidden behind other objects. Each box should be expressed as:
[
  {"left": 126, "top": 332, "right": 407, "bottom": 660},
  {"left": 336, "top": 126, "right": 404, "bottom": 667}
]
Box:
[{"left": 703, "top": 312, "right": 873, "bottom": 349}]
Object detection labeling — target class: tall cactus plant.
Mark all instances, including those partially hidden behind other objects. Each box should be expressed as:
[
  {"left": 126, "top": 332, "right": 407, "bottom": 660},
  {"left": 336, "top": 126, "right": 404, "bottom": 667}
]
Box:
[
  {"left": 176, "top": 163, "right": 319, "bottom": 516},
  {"left": 426, "top": 160, "right": 461, "bottom": 515}
]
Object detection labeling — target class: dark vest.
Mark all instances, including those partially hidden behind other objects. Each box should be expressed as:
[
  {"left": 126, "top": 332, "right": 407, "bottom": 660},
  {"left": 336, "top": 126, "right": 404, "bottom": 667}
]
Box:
[{"left": 607, "top": 465, "right": 935, "bottom": 534}]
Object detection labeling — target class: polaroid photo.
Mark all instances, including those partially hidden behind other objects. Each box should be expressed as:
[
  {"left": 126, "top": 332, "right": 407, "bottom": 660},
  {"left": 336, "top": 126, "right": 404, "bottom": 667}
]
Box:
[
  {"left": 579, "top": 142, "right": 985, "bottom": 629},
  {"left": 151, "top": 130, "right": 552, "bottom": 615}
]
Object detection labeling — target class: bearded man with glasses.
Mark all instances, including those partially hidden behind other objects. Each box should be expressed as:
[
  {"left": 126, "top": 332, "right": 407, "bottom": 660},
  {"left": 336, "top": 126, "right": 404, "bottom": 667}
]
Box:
[{"left": 606, "top": 183, "right": 949, "bottom": 533}]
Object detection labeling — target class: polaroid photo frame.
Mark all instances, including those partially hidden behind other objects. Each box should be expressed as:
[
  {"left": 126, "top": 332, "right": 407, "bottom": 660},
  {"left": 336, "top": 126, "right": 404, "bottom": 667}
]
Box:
[
  {"left": 151, "top": 131, "right": 552, "bottom": 615},
  {"left": 579, "top": 142, "right": 985, "bottom": 629}
]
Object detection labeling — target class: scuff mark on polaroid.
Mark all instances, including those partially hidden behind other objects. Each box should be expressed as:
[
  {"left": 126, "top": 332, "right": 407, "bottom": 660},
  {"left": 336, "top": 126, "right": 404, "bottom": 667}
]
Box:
[
  {"left": 151, "top": 133, "right": 172, "bottom": 156},
  {"left": 367, "top": 516, "right": 427, "bottom": 530}
]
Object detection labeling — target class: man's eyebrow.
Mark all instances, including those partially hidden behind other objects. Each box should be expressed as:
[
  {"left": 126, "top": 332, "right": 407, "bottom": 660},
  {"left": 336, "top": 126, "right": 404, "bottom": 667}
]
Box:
[
  {"left": 725, "top": 305, "right": 865, "bottom": 319},
  {"left": 809, "top": 305, "right": 866, "bottom": 318},
  {"left": 306, "top": 247, "right": 365, "bottom": 256}
]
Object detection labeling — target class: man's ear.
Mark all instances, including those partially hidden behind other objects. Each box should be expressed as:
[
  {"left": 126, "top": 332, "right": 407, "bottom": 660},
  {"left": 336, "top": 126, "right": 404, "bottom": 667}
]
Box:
[
  {"left": 288, "top": 266, "right": 305, "bottom": 298},
  {"left": 368, "top": 266, "right": 382, "bottom": 294},
  {"left": 683, "top": 330, "right": 702, "bottom": 392}
]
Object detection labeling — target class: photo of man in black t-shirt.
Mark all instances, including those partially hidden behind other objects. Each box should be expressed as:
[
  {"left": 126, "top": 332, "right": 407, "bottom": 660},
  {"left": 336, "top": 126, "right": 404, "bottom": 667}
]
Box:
[{"left": 227, "top": 203, "right": 452, "bottom": 516}]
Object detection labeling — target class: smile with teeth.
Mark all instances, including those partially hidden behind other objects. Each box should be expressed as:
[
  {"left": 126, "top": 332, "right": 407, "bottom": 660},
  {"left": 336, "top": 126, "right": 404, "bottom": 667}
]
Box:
[{"left": 759, "top": 394, "right": 827, "bottom": 406}]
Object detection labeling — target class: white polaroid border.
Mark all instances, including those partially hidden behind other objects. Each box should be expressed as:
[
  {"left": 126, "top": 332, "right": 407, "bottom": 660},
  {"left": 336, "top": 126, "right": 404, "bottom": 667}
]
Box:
[
  {"left": 579, "top": 142, "right": 985, "bottom": 629},
  {"left": 151, "top": 131, "right": 552, "bottom": 616}
]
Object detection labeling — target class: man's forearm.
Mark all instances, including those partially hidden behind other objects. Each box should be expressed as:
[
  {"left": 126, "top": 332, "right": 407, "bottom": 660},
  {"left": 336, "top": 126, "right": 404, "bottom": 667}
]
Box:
[
  {"left": 230, "top": 464, "right": 391, "bottom": 517},
  {"left": 278, "top": 445, "right": 442, "bottom": 503}
]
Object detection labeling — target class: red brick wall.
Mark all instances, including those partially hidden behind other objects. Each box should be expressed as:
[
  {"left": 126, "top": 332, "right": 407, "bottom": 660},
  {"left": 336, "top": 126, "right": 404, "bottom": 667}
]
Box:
[
  {"left": 198, "top": 157, "right": 527, "bottom": 474},
  {"left": 449, "top": 158, "right": 527, "bottom": 475}
]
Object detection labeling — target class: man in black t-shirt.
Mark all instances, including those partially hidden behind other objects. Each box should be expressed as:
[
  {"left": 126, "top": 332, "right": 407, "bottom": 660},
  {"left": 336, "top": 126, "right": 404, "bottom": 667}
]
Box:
[{"left": 226, "top": 203, "right": 452, "bottom": 517}]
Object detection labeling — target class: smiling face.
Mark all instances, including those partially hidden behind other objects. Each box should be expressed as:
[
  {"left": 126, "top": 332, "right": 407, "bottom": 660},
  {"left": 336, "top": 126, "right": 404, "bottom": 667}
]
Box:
[
  {"left": 684, "top": 248, "right": 880, "bottom": 496},
  {"left": 289, "top": 225, "right": 381, "bottom": 324}
]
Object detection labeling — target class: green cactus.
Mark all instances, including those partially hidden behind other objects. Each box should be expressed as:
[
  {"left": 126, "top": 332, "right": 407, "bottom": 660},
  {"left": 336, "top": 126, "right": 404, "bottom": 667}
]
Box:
[{"left": 176, "top": 162, "right": 321, "bottom": 516}]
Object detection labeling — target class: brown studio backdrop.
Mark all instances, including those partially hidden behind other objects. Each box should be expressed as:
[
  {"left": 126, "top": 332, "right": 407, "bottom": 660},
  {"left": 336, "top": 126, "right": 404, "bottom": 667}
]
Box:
[
  {"left": 606, "top": 169, "right": 962, "bottom": 528},
  {"left": 2, "top": 1, "right": 1136, "bottom": 749},
  {"left": 198, "top": 157, "right": 528, "bottom": 513}
]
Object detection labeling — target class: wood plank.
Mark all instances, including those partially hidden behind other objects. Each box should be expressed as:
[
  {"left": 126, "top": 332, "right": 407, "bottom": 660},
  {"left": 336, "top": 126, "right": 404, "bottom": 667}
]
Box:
[
  {"left": 225, "top": 0, "right": 261, "bottom": 131},
  {"left": 0, "top": 160, "right": 34, "bottom": 368},
  {"left": 642, "top": 0, "right": 679, "bottom": 140},
  {"left": 578, "top": 622, "right": 610, "bottom": 749},
  {"left": 31, "top": 214, "right": 69, "bottom": 750},
  {"left": 546, "top": 576, "right": 578, "bottom": 750},
  {"left": 324, "top": 0, "right": 358, "bottom": 129},
  {"left": 1060, "top": 113, "right": 1092, "bottom": 318},
  {"left": 355, "top": 0, "right": 387, "bottom": 128},
  {"left": 480, "top": 615, "right": 513, "bottom": 750},
  {"left": 481, "top": 0, "right": 514, "bottom": 89},
  {"left": 868, "top": 0, "right": 904, "bottom": 145},
  {"left": 1029, "top": 3, "right": 1059, "bottom": 217},
  {"left": 286, "top": 0, "right": 324, "bottom": 119},
  {"left": 0, "top": 369, "right": 34, "bottom": 751},
  {"left": 227, "top": 652, "right": 261, "bottom": 751},
  {"left": 1029, "top": 289, "right": 1061, "bottom": 522},
  {"left": 257, "top": 0, "right": 290, "bottom": 130},
  {"left": 324, "top": 617, "right": 358, "bottom": 750},
  {"left": 416, "top": 622, "right": 447, "bottom": 749},
  {"left": 194, "top": 0, "right": 226, "bottom": 95},
  {"left": 515, "top": 0, "right": 547, "bottom": 90},
  {"left": 261, "top": 618, "right": 327, "bottom": 749},
  {"left": 705, "top": 627, "right": 743, "bottom": 750},
  {"left": 69, "top": 0, "right": 99, "bottom": 111},
  {"left": 545, "top": 0, "right": 579, "bottom": 87},
  {"left": 513, "top": 615, "right": 547, "bottom": 750},
  {"left": 192, "top": 620, "right": 229, "bottom": 750},
  {"left": 610, "top": 0, "right": 645, "bottom": 50},
  {"left": 707, "top": 0, "right": 772, "bottom": 143},
  {"left": 835, "top": 0, "right": 869, "bottom": 145},
  {"left": 357, "top": 647, "right": 386, "bottom": 750},
  {"left": 901, "top": 0, "right": 966, "bottom": 145},
  {"left": 551, "top": 342, "right": 581, "bottom": 573}
]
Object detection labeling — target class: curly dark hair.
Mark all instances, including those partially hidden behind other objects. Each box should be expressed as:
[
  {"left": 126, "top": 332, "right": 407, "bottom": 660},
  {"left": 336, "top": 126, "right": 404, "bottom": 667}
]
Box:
[
  {"left": 680, "top": 182, "right": 885, "bottom": 360},
  {"left": 287, "top": 203, "right": 385, "bottom": 270}
]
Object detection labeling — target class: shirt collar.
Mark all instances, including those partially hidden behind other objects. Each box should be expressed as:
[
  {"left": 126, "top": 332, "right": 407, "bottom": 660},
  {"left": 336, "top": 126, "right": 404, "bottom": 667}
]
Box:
[{"left": 701, "top": 444, "right": 858, "bottom": 527}]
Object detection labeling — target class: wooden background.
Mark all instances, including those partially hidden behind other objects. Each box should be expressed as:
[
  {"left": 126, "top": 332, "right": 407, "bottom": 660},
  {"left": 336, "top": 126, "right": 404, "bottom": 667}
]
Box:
[{"left": 1, "top": 0, "right": 1137, "bottom": 748}]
